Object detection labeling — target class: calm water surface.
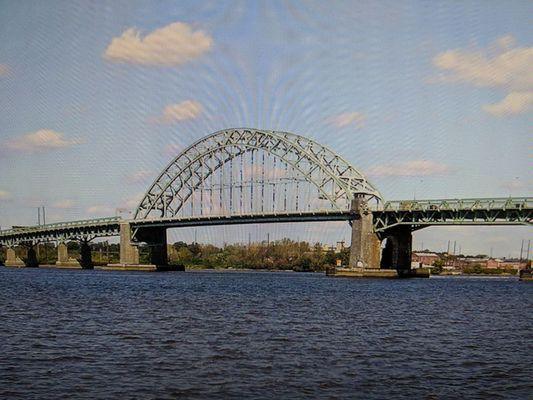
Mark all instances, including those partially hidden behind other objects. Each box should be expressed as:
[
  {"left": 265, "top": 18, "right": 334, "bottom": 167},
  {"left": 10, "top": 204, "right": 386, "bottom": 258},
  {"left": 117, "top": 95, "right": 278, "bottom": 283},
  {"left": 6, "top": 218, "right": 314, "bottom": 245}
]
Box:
[{"left": 0, "top": 267, "right": 531, "bottom": 399}]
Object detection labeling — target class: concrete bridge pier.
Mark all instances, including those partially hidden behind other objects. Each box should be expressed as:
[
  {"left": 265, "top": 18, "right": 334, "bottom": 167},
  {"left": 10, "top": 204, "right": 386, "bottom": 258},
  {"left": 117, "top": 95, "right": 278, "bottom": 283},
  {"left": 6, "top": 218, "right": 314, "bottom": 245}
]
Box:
[
  {"left": 5, "top": 247, "right": 25, "bottom": 267},
  {"left": 143, "top": 227, "right": 168, "bottom": 267},
  {"left": 56, "top": 242, "right": 82, "bottom": 269},
  {"left": 79, "top": 240, "right": 93, "bottom": 269},
  {"left": 101, "top": 222, "right": 161, "bottom": 271},
  {"left": 348, "top": 197, "right": 381, "bottom": 270},
  {"left": 119, "top": 223, "right": 140, "bottom": 265},
  {"left": 380, "top": 226, "right": 413, "bottom": 276},
  {"left": 135, "top": 226, "right": 182, "bottom": 271},
  {"left": 25, "top": 244, "right": 39, "bottom": 268}
]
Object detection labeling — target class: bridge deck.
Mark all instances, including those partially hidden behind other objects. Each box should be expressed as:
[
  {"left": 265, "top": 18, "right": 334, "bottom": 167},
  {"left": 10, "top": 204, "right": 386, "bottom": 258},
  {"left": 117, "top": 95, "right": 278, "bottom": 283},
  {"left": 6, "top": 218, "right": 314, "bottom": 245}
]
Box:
[{"left": 0, "top": 198, "right": 530, "bottom": 245}]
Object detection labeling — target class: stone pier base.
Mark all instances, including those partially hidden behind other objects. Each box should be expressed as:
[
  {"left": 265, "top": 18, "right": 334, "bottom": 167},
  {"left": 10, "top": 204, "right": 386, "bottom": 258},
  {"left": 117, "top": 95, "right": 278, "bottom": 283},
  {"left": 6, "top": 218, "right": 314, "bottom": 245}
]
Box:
[
  {"left": 96, "top": 264, "right": 184, "bottom": 272},
  {"left": 333, "top": 267, "right": 399, "bottom": 278},
  {"left": 5, "top": 248, "right": 25, "bottom": 267},
  {"left": 97, "top": 263, "right": 158, "bottom": 271},
  {"left": 55, "top": 242, "right": 82, "bottom": 268}
]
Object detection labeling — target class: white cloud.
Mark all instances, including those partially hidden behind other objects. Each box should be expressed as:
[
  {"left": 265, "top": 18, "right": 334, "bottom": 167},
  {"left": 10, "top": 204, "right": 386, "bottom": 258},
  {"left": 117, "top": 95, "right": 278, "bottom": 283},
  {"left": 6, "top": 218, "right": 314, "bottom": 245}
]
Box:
[
  {"left": 432, "top": 35, "right": 533, "bottom": 117},
  {"left": 482, "top": 91, "right": 533, "bottom": 116},
  {"left": 495, "top": 35, "right": 516, "bottom": 49},
  {"left": 432, "top": 36, "right": 533, "bottom": 89},
  {"left": 155, "top": 100, "right": 203, "bottom": 124},
  {"left": 4, "top": 129, "right": 81, "bottom": 153},
  {"left": 104, "top": 22, "right": 213, "bottom": 66},
  {"left": 329, "top": 112, "right": 366, "bottom": 128},
  {"left": 0, "top": 190, "right": 11, "bottom": 200},
  {"left": 0, "top": 64, "right": 10, "bottom": 76},
  {"left": 368, "top": 160, "right": 450, "bottom": 177},
  {"left": 52, "top": 199, "right": 75, "bottom": 209},
  {"left": 126, "top": 169, "right": 153, "bottom": 184}
]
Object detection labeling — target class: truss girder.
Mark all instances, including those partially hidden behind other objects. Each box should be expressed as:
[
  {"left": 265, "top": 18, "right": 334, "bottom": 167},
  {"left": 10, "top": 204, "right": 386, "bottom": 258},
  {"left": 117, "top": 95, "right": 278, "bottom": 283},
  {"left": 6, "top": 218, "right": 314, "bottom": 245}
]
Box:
[
  {"left": 0, "top": 217, "right": 121, "bottom": 247},
  {"left": 373, "top": 197, "right": 532, "bottom": 232},
  {"left": 135, "top": 128, "right": 382, "bottom": 219}
]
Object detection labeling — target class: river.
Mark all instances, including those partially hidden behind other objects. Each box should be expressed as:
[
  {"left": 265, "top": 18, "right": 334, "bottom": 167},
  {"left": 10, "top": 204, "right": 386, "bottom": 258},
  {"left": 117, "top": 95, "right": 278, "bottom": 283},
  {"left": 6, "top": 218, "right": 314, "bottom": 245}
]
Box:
[{"left": 0, "top": 267, "right": 531, "bottom": 399}]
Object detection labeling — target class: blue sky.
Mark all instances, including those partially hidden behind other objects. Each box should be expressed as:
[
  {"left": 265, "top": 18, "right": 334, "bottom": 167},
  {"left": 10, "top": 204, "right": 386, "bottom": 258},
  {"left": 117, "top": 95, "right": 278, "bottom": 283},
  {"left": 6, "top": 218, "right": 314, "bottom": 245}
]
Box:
[{"left": 0, "top": 0, "right": 531, "bottom": 256}]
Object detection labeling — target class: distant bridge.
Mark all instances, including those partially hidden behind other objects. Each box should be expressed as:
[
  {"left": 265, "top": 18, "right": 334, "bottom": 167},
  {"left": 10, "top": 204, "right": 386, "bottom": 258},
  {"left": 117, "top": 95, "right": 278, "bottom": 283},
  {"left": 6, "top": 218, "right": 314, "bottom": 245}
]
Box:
[{"left": 0, "top": 128, "right": 531, "bottom": 271}]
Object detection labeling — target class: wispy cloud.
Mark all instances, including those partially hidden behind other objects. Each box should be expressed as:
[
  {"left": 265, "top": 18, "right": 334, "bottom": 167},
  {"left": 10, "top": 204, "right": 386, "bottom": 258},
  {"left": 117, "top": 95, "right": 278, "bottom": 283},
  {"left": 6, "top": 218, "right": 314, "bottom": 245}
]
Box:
[
  {"left": 126, "top": 169, "right": 153, "bottom": 184},
  {"left": 368, "top": 160, "right": 450, "bottom": 177},
  {"left": 328, "top": 112, "right": 366, "bottom": 128},
  {"left": 104, "top": 22, "right": 213, "bottom": 66},
  {"left": 432, "top": 35, "right": 532, "bottom": 89},
  {"left": 0, "top": 190, "right": 12, "bottom": 200},
  {"left": 4, "top": 129, "right": 82, "bottom": 153},
  {"left": 483, "top": 91, "right": 533, "bottom": 116},
  {"left": 164, "top": 143, "right": 185, "bottom": 158},
  {"left": 431, "top": 35, "right": 533, "bottom": 117},
  {"left": 86, "top": 205, "right": 114, "bottom": 215},
  {"left": 153, "top": 100, "right": 203, "bottom": 124},
  {"left": 119, "top": 193, "right": 145, "bottom": 212},
  {"left": 500, "top": 179, "right": 525, "bottom": 191},
  {"left": 52, "top": 199, "right": 75, "bottom": 209},
  {"left": 0, "top": 64, "right": 10, "bottom": 77}
]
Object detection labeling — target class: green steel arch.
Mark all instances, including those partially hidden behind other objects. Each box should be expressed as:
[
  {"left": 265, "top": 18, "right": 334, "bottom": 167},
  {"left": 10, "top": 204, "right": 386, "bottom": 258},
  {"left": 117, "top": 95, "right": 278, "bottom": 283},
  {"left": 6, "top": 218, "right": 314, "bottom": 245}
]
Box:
[{"left": 134, "top": 128, "right": 382, "bottom": 219}]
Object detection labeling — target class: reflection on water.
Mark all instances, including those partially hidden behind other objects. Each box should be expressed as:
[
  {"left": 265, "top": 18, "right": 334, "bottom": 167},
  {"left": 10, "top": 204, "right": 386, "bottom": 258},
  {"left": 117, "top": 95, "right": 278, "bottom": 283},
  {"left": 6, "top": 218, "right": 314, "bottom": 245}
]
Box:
[{"left": 0, "top": 268, "right": 531, "bottom": 399}]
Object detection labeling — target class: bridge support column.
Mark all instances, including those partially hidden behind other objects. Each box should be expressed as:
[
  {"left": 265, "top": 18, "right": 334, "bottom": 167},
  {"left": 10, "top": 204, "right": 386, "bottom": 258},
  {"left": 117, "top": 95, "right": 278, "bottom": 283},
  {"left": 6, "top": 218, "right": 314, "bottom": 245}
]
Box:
[
  {"left": 136, "top": 227, "right": 170, "bottom": 268},
  {"left": 380, "top": 226, "right": 412, "bottom": 276},
  {"left": 25, "top": 245, "right": 39, "bottom": 268},
  {"left": 79, "top": 240, "right": 93, "bottom": 269},
  {"left": 118, "top": 222, "right": 140, "bottom": 265},
  {"left": 56, "top": 242, "right": 82, "bottom": 269},
  {"left": 101, "top": 223, "right": 180, "bottom": 271},
  {"left": 349, "top": 197, "right": 381, "bottom": 270},
  {"left": 5, "top": 247, "right": 25, "bottom": 267}
]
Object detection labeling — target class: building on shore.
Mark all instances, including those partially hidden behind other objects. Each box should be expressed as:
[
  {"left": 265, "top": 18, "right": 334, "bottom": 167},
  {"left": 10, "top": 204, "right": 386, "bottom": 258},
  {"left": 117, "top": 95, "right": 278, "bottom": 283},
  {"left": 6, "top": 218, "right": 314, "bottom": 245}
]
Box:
[
  {"left": 486, "top": 258, "right": 528, "bottom": 271},
  {"left": 412, "top": 252, "right": 440, "bottom": 266}
]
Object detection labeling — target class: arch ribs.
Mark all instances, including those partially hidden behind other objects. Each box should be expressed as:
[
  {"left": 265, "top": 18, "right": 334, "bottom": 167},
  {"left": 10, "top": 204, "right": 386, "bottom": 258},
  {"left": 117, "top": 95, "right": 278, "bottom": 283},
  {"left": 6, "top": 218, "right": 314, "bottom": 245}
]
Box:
[{"left": 135, "top": 128, "right": 382, "bottom": 219}]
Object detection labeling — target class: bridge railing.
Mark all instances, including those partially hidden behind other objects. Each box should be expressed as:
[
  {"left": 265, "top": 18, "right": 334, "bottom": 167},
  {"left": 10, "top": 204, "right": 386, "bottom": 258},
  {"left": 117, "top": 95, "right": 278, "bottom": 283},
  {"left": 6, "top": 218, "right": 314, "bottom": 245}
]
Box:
[
  {"left": 376, "top": 197, "right": 532, "bottom": 212},
  {"left": 0, "top": 216, "right": 121, "bottom": 237}
]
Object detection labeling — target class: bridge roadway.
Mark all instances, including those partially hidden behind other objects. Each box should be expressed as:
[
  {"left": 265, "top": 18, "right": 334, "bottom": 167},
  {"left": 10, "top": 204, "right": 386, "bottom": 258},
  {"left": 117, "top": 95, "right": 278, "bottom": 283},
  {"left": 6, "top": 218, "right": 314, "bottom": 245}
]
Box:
[
  {"left": 0, "top": 197, "right": 530, "bottom": 244},
  {"left": 0, "top": 197, "right": 531, "bottom": 271}
]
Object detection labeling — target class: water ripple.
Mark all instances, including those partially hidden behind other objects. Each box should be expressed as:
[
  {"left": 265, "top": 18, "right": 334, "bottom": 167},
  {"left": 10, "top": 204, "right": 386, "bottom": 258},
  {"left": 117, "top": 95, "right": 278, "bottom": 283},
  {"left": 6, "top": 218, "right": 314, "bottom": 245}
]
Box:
[{"left": 0, "top": 268, "right": 531, "bottom": 399}]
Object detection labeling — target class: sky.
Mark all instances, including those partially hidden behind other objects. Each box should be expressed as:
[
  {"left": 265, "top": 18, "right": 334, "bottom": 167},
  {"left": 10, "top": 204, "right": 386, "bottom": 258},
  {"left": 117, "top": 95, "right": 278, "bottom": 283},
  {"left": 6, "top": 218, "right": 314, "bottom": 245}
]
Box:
[{"left": 0, "top": 0, "right": 531, "bottom": 257}]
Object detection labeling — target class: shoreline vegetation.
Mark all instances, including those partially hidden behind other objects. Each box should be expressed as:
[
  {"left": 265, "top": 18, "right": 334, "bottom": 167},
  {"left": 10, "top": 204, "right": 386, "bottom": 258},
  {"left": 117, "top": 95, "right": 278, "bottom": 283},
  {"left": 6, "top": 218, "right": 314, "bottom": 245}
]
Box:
[
  {"left": 0, "top": 239, "right": 526, "bottom": 276},
  {"left": 165, "top": 239, "right": 348, "bottom": 273}
]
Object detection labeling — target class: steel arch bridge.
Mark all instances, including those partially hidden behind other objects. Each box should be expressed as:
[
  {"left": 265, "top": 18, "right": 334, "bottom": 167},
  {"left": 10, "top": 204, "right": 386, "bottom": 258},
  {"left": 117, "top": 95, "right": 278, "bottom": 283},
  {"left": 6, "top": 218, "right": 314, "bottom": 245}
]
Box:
[
  {"left": 134, "top": 128, "right": 382, "bottom": 220},
  {"left": 0, "top": 127, "right": 531, "bottom": 272}
]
